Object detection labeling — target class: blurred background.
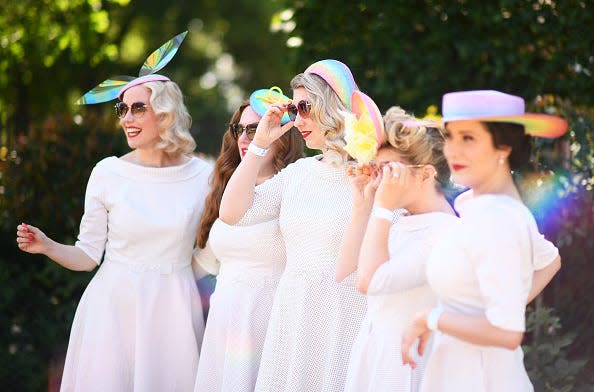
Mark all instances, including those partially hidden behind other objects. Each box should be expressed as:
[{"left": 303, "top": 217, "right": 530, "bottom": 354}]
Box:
[{"left": 1, "top": 1, "right": 593, "bottom": 390}]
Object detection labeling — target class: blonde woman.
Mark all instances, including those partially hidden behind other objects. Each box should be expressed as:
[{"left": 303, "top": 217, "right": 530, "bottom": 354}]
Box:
[
  {"left": 16, "top": 76, "right": 212, "bottom": 390},
  {"left": 219, "top": 60, "right": 366, "bottom": 391},
  {"left": 338, "top": 107, "right": 456, "bottom": 391}
]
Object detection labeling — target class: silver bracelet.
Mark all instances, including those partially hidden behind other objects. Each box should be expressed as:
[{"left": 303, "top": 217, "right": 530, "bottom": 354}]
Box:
[
  {"left": 247, "top": 142, "right": 269, "bottom": 157},
  {"left": 427, "top": 307, "right": 445, "bottom": 331}
]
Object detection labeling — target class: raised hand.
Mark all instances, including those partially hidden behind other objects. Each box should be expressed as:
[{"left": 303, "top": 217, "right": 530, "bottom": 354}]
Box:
[
  {"left": 16, "top": 223, "right": 49, "bottom": 254},
  {"left": 347, "top": 163, "right": 379, "bottom": 210},
  {"left": 252, "top": 104, "right": 295, "bottom": 149},
  {"left": 374, "top": 162, "right": 414, "bottom": 210}
]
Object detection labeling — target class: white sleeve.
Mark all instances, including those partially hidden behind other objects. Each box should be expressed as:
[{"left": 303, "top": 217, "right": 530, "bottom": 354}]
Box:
[
  {"left": 74, "top": 165, "right": 108, "bottom": 265},
  {"left": 469, "top": 210, "right": 532, "bottom": 332},
  {"left": 192, "top": 240, "right": 220, "bottom": 278},
  {"left": 531, "top": 230, "right": 559, "bottom": 270}
]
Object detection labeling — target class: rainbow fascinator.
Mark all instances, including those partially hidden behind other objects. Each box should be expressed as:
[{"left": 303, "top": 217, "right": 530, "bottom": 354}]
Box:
[
  {"left": 76, "top": 31, "right": 188, "bottom": 104},
  {"left": 442, "top": 90, "right": 568, "bottom": 138},
  {"left": 304, "top": 59, "right": 359, "bottom": 110},
  {"left": 249, "top": 86, "right": 292, "bottom": 125},
  {"left": 342, "top": 91, "right": 385, "bottom": 163}
]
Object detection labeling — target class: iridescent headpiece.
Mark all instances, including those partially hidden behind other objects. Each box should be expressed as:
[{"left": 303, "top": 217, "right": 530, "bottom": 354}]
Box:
[{"left": 76, "top": 31, "right": 188, "bottom": 104}]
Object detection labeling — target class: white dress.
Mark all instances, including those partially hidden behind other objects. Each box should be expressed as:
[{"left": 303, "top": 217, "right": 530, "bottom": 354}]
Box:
[
  {"left": 254, "top": 156, "right": 367, "bottom": 392},
  {"left": 422, "top": 194, "right": 559, "bottom": 392},
  {"left": 61, "top": 156, "right": 212, "bottom": 392},
  {"left": 194, "top": 182, "right": 286, "bottom": 392},
  {"left": 344, "top": 212, "right": 457, "bottom": 392}
]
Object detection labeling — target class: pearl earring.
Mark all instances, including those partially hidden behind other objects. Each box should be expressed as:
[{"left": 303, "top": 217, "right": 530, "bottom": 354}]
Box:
[{"left": 498, "top": 156, "right": 505, "bottom": 165}]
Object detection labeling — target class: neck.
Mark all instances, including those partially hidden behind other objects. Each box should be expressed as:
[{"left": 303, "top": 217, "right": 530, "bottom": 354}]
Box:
[
  {"left": 406, "top": 189, "right": 455, "bottom": 216},
  {"left": 473, "top": 166, "right": 521, "bottom": 201}
]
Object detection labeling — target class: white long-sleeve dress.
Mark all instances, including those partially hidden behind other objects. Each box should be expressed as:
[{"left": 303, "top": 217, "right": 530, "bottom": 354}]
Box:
[
  {"left": 253, "top": 156, "right": 367, "bottom": 392},
  {"left": 421, "top": 194, "right": 559, "bottom": 392},
  {"left": 344, "top": 212, "right": 457, "bottom": 392},
  {"left": 194, "top": 182, "right": 286, "bottom": 392},
  {"left": 61, "top": 156, "right": 212, "bottom": 392}
]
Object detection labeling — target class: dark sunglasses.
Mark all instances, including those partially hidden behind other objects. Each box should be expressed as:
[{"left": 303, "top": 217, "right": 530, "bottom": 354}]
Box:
[
  {"left": 115, "top": 101, "right": 149, "bottom": 119},
  {"left": 287, "top": 100, "right": 312, "bottom": 121},
  {"left": 230, "top": 123, "right": 259, "bottom": 140}
]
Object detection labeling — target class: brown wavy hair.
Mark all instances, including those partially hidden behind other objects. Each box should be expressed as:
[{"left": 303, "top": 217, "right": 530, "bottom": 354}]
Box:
[{"left": 196, "top": 102, "right": 304, "bottom": 248}]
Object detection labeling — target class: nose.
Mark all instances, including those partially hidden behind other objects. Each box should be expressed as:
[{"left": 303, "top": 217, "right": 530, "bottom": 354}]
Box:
[
  {"left": 237, "top": 130, "right": 250, "bottom": 143},
  {"left": 293, "top": 112, "right": 305, "bottom": 128}
]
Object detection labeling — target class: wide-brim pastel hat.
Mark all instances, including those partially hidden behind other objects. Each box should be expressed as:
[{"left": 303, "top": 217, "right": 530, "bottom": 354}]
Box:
[
  {"left": 304, "top": 59, "right": 359, "bottom": 110},
  {"left": 442, "top": 90, "right": 568, "bottom": 138},
  {"left": 249, "top": 87, "right": 292, "bottom": 125}
]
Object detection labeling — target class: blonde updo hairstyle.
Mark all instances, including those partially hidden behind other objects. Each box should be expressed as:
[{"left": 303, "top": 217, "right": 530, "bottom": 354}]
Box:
[
  {"left": 142, "top": 80, "right": 196, "bottom": 155},
  {"left": 382, "top": 106, "right": 451, "bottom": 193},
  {"left": 290, "top": 73, "right": 350, "bottom": 166}
]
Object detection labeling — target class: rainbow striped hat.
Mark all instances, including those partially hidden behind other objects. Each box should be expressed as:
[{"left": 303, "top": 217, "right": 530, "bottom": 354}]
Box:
[
  {"left": 305, "top": 59, "right": 358, "bottom": 110},
  {"left": 442, "top": 90, "right": 568, "bottom": 138}
]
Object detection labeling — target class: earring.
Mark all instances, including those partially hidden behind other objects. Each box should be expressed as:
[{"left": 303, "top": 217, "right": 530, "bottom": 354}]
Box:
[{"left": 498, "top": 156, "right": 505, "bottom": 165}]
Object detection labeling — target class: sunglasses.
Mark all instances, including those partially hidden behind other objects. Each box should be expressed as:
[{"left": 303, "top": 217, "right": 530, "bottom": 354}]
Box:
[
  {"left": 230, "top": 123, "right": 259, "bottom": 140},
  {"left": 115, "top": 102, "right": 149, "bottom": 119},
  {"left": 287, "top": 100, "right": 312, "bottom": 121}
]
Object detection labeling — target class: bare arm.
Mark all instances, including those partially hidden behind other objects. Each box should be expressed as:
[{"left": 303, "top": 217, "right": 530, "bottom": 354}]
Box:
[
  {"left": 527, "top": 255, "right": 561, "bottom": 303},
  {"left": 401, "top": 310, "right": 524, "bottom": 368},
  {"left": 16, "top": 223, "right": 97, "bottom": 272}
]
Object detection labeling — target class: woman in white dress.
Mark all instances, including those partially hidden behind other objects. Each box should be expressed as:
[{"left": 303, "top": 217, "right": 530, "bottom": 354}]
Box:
[
  {"left": 401, "top": 90, "right": 568, "bottom": 391},
  {"left": 338, "top": 107, "right": 457, "bottom": 392},
  {"left": 15, "top": 33, "right": 213, "bottom": 391},
  {"left": 193, "top": 90, "right": 303, "bottom": 392},
  {"left": 219, "top": 59, "right": 366, "bottom": 391}
]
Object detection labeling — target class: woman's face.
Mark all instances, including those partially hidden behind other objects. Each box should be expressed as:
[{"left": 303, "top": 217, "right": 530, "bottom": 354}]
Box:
[
  {"left": 119, "top": 85, "right": 161, "bottom": 151},
  {"left": 443, "top": 120, "right": 509, "bottom": 189},
  {"left": 291, "top": 87, "right": 325, "bottom": 150},
  {"left": 376, "top": 147, "right": 423, "bottom": 206}
]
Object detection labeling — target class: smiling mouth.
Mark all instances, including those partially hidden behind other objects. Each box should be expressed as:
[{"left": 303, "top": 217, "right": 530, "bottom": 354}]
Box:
[
  {"left": 240, "top": 147, "right": 248, "bottom": 156},
  {"left": 301, "top": 131, "right": 312, "bottom": 139},
  {"left": 452, "top": 164, "right": 466, "bottom": 171},
  {"left": 126, "top": 128, "right": 141, "bottom": 138}
]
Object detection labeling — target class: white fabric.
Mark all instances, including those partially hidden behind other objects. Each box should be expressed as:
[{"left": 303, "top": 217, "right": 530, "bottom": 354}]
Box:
[
  {"left": 254, "top": 156, "right": 367, "bottom": 392},
  {"left": 195, "top": 181, "right": 286, "bottom": 392},
  {"left": 422, "top": 194, "right": 540, "bottom": 392},
  {"left": 62, "top": 156, "right": 212, "bottom": 392},
  {"left": 454, "top": 190, "right": 558, "bottom": 270},
  {"left": 344, "top": 212, "right": 457, "bottom": 392}
]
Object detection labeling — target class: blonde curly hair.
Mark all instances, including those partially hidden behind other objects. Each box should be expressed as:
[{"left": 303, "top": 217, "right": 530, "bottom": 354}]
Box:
[
  {"left": 290, "top": 73, "right": 350, "bottom": 166},
  {"left": 143, "top": 80, "right": 196, "bottom": 156},
  {"left": 382, "top": 106, "right": 451, "bottom": 191}
]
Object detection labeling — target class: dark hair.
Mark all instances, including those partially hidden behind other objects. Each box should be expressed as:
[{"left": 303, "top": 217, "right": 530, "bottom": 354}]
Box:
[
  {"left": 483, "top": 122, "right": 532, "bottom": 171},
  {"left": 196, "top": 103, "right": 304, "bottom": 249}
]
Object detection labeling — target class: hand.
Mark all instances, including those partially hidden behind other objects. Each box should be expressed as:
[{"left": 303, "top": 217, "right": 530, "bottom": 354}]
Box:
[
  {"left": 347, "top": 163, "right": 380, "bottom": 211},
  {"left": 374, "top": 162, "right": 413, "bottom": 210},
  {"left": 16, "top": 223, "right": 50, "bottom": 254},
  {"left": 252, "top": 104, "right": 295, "bottom": 149},
  {"left": 401, "top": 310, "right": 432, "bottom": 368}
]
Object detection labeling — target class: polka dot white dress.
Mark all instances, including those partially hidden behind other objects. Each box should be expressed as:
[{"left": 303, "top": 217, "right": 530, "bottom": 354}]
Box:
[
  {"left": 421, "top": 194, "right": 559, "bottom": 392},
  {"left": 344, "top": 212, "right": 458, "bottom": 392},
  {"left": 62, "top": 156, "right": 212, "bottom": 392},
  {"left": 253, "top": 156, "right": 367, "bottom": 392},
  {"left": 194, "top": 181, "right": 286, "bottom": 392}
]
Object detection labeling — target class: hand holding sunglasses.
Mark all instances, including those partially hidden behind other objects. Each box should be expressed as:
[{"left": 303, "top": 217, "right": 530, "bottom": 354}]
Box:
[
  {"left": 374, "top": 162, "right": 414, "bottom": 210},
  {"left": 250, "top": 103, "right": 297, "bottom": 149}
]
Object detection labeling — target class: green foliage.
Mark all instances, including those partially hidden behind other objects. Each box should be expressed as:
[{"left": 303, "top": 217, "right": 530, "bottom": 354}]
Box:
[
  {"left": 0, "top": 113, "right": 128, "bottom": 388},
  {"left": 524, "top": 306, "right": 589, "bottom": 392}
]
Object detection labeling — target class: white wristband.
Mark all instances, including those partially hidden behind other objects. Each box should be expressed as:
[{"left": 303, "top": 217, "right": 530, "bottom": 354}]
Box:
[
  {"left": 427, "top": 307, "right": 444, "bottom": 331},
  {"left": 247, "top": 142, "right": 269, "bottom": 157},
  {"left": 371, "top": 207, "right": 394, "bottom": 222},
  {"left": 371, "top": 207, "right": 408, "bottom": 224}
]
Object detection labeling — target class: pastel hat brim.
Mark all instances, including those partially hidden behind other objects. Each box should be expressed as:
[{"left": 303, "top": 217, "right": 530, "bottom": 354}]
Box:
[
  {"left": 351, "top": 91, "right": 385, "bottom": 148},
  {"left": 118, "top": 74, "right": 171, "bottom": 100},
  {"left": 443, "top": 113, "right": 568, "bottom": 139},
  {"left": 249, "top": 88, "right": 292, "bottom": 125}
]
